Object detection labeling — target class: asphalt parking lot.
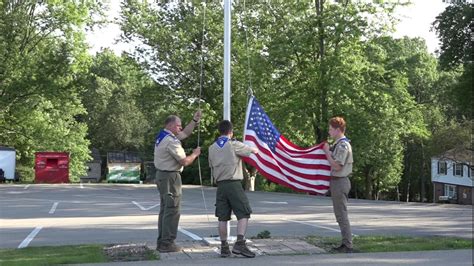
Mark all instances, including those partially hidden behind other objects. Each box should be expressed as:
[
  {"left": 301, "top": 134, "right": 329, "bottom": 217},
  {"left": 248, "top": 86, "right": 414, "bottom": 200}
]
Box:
[{"left": 0, "top": 183, "right": 472, "bottom": 249}]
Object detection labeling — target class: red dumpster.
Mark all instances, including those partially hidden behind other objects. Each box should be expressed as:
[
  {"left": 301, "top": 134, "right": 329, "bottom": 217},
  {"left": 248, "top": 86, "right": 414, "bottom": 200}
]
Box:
[{"left": 35, "top": 152, "right": 69, "bottom": 183}]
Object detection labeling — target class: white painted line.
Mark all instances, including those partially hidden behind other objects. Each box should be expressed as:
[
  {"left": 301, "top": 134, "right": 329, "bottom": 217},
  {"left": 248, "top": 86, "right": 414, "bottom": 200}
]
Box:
[
  {"left": 18, "top": 227, "right": 43, "bottom": 248},
  {"left": 282, "top": 218, "right": 341, "bottom": 233},
  {"left": 178, "top": 227, "right": 203, "bottom": 240},
  {"left": 132, "top": 201, "right": 160, "bottom": 211},
  {"left": 48, "top": 202, "right": 59, "bottom": 214},
  {"left": 261, "top": 201, "right": 288, "bottom": 204},
  {"left": 24, "top": 185, "right": 30, "bottom": 190},
  {"left": 80, "top": 183, "right": 84, "bottom": 189}
]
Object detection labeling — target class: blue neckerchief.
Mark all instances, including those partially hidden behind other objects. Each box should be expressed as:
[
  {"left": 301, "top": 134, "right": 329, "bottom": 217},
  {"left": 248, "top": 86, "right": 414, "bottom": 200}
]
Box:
[
  {"left": 155, "top": 130, "right": 170, "bottom": 147},
  {"left": 216, "top": 136, "right": 229, "bottom": 148}
]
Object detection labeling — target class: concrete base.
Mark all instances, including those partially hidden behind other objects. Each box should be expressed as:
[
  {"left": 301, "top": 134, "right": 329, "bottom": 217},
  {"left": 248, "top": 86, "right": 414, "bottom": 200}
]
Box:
[{"left": 202, "top": 236, "right": 254, "bottom": 246}]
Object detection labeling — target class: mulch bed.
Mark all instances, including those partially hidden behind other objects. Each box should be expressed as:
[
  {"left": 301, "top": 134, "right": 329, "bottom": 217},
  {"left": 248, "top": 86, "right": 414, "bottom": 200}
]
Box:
[{"left": 103, "top": 243, "right": 155, "bottom": 262}]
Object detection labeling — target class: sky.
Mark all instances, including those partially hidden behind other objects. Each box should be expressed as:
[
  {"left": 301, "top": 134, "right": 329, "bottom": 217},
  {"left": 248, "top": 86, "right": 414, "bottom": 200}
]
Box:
[{"left": 86, "top": 1, "right": 449, "bottom": 55}]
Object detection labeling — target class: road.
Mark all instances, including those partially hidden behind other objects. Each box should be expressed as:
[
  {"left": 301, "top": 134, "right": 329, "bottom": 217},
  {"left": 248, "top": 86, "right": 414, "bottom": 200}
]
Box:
[{"left": 0, "top": 183, "right": 472, "bottom": 249}]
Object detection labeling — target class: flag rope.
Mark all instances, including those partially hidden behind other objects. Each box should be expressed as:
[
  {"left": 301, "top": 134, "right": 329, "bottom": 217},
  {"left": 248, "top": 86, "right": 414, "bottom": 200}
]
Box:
[{"left": 197, "top": 1, "right": 211, "bottom": 225}]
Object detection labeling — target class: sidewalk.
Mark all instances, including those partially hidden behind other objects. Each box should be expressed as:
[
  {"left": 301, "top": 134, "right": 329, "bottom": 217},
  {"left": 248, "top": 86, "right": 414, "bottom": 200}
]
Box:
[{"left": 73, "top": 239, "right": 473, "bottom": 266}]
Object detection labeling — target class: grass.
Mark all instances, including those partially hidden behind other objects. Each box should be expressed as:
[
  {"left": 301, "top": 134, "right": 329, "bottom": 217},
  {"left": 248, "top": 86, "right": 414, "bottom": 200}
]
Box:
[
  {"left": 0, "top": 244, "right": 158, "bottom": 266},
  {"left": 305, "top": 235, "right": 473, "bottom": 253}
]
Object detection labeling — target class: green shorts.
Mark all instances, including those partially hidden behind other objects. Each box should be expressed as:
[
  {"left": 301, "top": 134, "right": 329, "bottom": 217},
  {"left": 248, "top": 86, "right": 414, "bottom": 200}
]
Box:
[{"left": 215, "top": 180, "right": 252, "bottom": 221}]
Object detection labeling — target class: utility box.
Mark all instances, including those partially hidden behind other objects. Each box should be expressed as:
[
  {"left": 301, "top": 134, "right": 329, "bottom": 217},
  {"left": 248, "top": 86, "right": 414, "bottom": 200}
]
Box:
[
  {"left": 0, "top": 147, "right": 16, "bottom": 181},
  {"left": 35, "top": 152, "right": 69, "bottom": 183},
  {"left": 106, "top": 152, "right": 141, "bottom": 183},
  {"left": 80, "top": 148, "right": 102, "bottom": 183}
]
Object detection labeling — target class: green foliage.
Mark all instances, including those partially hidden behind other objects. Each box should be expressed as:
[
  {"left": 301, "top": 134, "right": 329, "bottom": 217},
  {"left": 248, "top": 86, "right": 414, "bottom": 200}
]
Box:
[
  {"left": 0, "top": 1, "right": 104, "bottom": 180},
  {"left": 79, "top": 50, "right": 154, "bottom": 156},
  {"left": 433, "top": 2, "right": 473, "bottom": 119},
  {"left": 252, "top": 230, "right": 271, "bottom": 239},
  {"left": 0, "top": 245, "right": 108, "bottom": 266}
]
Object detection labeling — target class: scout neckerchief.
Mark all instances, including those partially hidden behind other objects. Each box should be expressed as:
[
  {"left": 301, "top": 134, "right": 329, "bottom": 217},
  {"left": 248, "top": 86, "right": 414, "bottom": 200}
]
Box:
[
  {"left": 155, "top": 129, "right": 171, "bottom": 147},
  {"left": 216, "top": 136, "right": 229, "bottom": 148}
]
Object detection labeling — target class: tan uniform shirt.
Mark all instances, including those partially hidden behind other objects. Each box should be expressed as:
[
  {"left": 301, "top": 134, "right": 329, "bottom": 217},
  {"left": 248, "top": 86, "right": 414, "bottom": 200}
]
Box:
[
  {"left": 330, "top": 137, "right": 353, "bottom": 177},
  {"left": 208, "top": 138, "right": 254, "bottom": 182},
  {"left": 154, "top": 129, "right": 186, "bottom": 172}
]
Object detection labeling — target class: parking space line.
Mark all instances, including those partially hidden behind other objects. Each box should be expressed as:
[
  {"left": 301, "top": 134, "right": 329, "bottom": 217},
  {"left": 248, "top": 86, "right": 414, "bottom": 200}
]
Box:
[
  {"left": 18, "top": 227, "right": 43, "bottom": 248},
  {"left": 178, "top": 227, "right": 202, "bottom": 240},
  {"left": 80, "top": 183, "right": 84, "bottom": 189},
  {"left": 48, "top": 202, "right": 59, "bottom": 214},
  {"left": 282, "top": 218, "right": 341, "bottom": 233},
  {"left": 24, "top": 185, "right": 30, "bottom": 190},
  {"left": 261, "top": 201, "right": 288, "bottom": 204},
  {"left": 132, "top": 201, "right": 160, "bottom": 211}
]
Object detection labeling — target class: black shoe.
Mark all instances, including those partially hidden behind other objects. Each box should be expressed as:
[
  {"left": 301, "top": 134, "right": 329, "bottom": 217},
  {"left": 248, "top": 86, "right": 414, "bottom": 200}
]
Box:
[
  {"left": 157, "top": 242, "right": 182, "bottom": 253},
  {"left": 331, "top": 244, "right": 353, "bottom": 253},
  {"left": 221, "top": 244, "right": 231, "bottom": 257},
  {"left": 232, "top": 240, "right": 255, "bottom": 258}
]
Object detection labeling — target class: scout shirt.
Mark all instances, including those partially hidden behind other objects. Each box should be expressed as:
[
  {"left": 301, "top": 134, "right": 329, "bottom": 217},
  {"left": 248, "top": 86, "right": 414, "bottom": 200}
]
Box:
[
  {"left": 330, "top": 137, "right": 353, "bottom": 177},
  {"left": 154, "top": 129, "right": 186, "bottom": 172},
  {"left": 208, "top": 137, "right": 254, "bottom": 182}
]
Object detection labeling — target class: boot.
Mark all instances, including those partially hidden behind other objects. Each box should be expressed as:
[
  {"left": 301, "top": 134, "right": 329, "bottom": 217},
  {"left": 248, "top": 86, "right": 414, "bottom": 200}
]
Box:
[
  {"left": 157, "top": 242, "right": 182, "bottom": 253},
  {"left": 220, "top": 243, "right": 231, "bottom": 257},
  {"left": 331, "top": 244, "right": 353, "bottom": 253},
  {"left": 232, "top": 240, "right": 255, "bottom": 258}
]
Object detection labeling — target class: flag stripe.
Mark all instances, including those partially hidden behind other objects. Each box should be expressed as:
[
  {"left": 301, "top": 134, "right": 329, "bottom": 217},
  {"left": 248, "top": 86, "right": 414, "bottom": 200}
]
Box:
[{"left": 279, "top": 135, "right": 323, "bottom": 153}]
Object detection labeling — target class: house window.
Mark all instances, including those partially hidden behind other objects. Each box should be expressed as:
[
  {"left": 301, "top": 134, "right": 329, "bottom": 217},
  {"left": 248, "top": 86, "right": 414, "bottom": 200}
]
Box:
[
  {"left": 444, "top": 184, "right": 457, "bottom": 199},
  {"left": 437, "top": 161, "right": 447, "bottom": 175},
  {"left": 453, "top": 163, "right": 463, "bottom": 176}
]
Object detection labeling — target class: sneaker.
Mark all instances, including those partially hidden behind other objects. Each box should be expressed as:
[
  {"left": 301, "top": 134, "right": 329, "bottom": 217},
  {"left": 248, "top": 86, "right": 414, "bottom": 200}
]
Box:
[
  {"left": 232, "top": 240, "right": 255, "bottom": 258},
  {"left": 331, "top": 244, "right": 353, "bottom": 253},
  {"left": 157, "top": 242, "right": 182, "bottom": 253},
  {"left": 220, "top": 244, "right": 231, "bottom": 257}
]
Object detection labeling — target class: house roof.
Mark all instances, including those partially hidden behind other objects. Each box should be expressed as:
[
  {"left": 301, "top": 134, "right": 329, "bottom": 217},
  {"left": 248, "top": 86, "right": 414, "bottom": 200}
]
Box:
[{"left": 435, "top": 148, "right": 474, "bottom": 164}]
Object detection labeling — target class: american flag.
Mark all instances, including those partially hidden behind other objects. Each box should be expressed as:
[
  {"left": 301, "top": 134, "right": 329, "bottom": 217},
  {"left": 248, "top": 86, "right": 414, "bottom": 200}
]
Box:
[{"left": 243, "top": 96, "right": 331, "bottom": 194}]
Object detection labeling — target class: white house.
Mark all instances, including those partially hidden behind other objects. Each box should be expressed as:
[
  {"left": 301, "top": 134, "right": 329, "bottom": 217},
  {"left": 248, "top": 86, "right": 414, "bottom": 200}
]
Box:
[{"left": 431, "top": 149, "right": 473, "bottom": 205}]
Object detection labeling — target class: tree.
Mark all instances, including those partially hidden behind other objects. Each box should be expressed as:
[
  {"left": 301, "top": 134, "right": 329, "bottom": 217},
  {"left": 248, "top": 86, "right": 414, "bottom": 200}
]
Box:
[
  {"left": 433, "top": 1, "right": 473, "bottom": 119},
  {"left": 79, "top": 50, "right": 154, "bottom": 156},
  {"left": 0, "top": 1, "right": 104, "bottom": 180}
]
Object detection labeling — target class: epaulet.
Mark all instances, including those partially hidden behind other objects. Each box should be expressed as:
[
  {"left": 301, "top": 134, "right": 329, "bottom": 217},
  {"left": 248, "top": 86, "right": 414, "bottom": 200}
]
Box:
[{"left": 166, "top": 134, "right": 178, "bottom": 142}]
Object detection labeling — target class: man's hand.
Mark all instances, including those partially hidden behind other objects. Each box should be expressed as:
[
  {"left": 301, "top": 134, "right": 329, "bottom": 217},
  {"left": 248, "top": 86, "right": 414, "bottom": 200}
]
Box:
[
  {"left": 193, "top": 110, "right": 202, "bottom": 123},
  {"left": 192, "top": 147, "right": 201, "bottom": 157},
  {"left": 323, "top": 142, "right": 330, "bottom": 154}
]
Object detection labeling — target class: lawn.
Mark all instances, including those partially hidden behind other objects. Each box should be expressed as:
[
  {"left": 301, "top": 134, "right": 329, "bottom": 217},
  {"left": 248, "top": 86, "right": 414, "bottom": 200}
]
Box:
[
  {"left": 305, "top": 235, "right": 473, "bottom": 253},
  {"left": 0, "top": 244, "right": 157, "bottom": 266}
]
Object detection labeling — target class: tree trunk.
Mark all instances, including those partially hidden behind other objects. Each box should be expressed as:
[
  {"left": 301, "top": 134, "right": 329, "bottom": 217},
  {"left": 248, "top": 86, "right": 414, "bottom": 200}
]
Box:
[
  {"left": 420, "top": 140, "right": 426, "bottom": 202},
  {"left": 364, "top": 166, "right": 373, "bottom": 199}
]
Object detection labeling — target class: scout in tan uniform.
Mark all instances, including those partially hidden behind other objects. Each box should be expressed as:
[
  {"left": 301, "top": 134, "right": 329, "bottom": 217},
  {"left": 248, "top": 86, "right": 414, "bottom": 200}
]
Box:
[
  {"left": 323, "top": 116, "right": 354, "bottom": 253},
  {"left": 208, "top": 120, "right": 258, "bottom": 258},
  {"left": 154, "top": 111, "right": 201, "bottom": 253}
]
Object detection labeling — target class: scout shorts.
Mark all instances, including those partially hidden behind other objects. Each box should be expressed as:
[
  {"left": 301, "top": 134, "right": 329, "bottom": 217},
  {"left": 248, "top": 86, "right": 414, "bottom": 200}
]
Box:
[{"left": 215, "top": 180, "right": 252, "bottom": 221}]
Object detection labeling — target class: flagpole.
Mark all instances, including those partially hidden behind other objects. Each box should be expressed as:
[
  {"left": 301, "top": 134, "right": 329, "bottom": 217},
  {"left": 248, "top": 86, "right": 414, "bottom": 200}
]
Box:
[{"left": 223, "top": 0, "right": 231, "bottom": 121}]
